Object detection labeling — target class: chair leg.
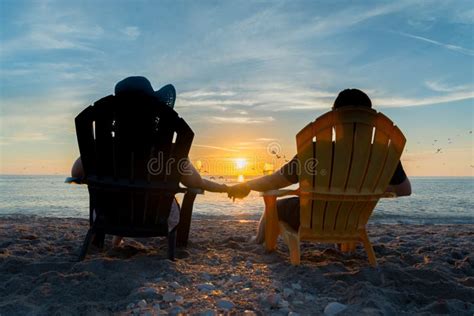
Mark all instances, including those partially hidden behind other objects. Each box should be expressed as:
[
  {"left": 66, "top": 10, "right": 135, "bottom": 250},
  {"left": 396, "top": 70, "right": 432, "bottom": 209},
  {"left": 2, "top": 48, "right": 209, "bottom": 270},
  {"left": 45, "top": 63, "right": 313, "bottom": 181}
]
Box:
[
  {"left": 263, "top": 196, "right": 279, "bottom": 252},
  {"left": 92, "top": 230, "right": 105, "bottom": 249},
  {"left": 176, "top": 192, "right": 197, "bottom": 248},
  {"left": 78, "top": 228, "right": 94, "bottom": 261},
  {"left": 283, "top": 229, "right": 301, "bottom": 265},
  {"left": 341, "top": 242, "right": 356, "bottom": 253},
  {"left": 167, "top": 228, "right": 177, "bottom": 261},
  {"left": 360, "top": 229, "right": 377, "bottom": 267}
]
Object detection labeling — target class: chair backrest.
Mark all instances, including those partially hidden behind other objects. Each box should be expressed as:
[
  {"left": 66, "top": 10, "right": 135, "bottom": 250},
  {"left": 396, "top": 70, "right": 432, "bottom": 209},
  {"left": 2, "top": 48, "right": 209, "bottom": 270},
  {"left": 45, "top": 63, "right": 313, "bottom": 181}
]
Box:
[
  {"left": 295, "top": 107, "right": 405, "bottom": 239},
  {"left": 75, "top": 93, "right": 194, "bottom": 236}
]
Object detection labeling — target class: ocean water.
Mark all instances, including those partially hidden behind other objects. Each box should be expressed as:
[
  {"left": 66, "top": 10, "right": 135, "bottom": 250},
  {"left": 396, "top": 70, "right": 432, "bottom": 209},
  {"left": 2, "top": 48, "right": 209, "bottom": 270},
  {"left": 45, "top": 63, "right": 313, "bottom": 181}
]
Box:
[{"left": 0, "top": 175, "right": 472, "bottom": 224}]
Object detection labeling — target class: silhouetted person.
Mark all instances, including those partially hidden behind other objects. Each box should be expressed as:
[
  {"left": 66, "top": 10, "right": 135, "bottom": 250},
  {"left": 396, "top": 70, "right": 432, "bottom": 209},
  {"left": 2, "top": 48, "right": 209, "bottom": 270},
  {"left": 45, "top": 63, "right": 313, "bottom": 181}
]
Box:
[{"left": 228, "top": 89, "right": 412, "bottom": 243}]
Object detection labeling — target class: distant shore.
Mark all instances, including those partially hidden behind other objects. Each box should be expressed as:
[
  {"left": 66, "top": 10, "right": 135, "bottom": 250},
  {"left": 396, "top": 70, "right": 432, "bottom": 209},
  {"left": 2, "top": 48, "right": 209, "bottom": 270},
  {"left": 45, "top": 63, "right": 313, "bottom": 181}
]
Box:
[{"left": 0, "top": 216, "right": 473, "bottom": 315}]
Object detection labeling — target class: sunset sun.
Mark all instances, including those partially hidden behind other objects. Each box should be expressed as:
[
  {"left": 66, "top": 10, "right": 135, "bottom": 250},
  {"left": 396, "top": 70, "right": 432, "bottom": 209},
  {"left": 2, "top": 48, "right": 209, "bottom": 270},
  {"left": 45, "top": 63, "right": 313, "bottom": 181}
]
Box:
[{"left": 234, "top": 158, "right": 247, "bottom": 170}]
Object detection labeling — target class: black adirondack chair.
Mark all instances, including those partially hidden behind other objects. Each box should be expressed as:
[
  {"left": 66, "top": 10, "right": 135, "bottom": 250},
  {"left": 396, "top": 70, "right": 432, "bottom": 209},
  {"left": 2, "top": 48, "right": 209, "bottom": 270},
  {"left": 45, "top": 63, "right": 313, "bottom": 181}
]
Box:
[{"left": 73, "top": 92, "right": 201, "bottom": 261}]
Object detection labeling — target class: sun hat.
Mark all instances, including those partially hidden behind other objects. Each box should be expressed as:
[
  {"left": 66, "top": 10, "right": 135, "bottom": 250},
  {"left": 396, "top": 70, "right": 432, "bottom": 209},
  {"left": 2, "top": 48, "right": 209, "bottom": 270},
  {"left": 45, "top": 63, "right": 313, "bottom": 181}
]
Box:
[{"left": 114, "top": 76, "right": 176, "bottom": 108}]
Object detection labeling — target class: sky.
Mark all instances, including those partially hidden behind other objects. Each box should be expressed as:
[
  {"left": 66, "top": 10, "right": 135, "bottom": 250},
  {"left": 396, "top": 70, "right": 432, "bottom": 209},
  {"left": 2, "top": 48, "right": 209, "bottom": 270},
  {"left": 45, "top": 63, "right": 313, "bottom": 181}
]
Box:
[{"left": 0, "top": 0, "right": 473, "bottom": 176}]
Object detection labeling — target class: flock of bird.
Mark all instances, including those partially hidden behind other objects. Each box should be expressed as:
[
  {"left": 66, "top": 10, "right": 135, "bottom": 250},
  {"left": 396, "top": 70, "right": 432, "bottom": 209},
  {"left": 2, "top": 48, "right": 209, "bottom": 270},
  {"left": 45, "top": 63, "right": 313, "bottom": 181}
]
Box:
[
  {"left": 270, "top": 150, "right": 289, "bottom": 162},
  {"left": 410, "top": 130, "right": 473, "bottom": 169},
  {"left": 411, "top": 130, "right": 472, "bottom": 155}
]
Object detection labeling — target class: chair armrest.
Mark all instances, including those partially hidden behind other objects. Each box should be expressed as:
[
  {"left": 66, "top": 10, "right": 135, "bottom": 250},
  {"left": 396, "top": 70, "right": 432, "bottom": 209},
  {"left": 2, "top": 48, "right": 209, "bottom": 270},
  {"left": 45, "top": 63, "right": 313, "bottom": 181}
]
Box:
[
  {"left": 65, "top": 177, "right": 85, "bottom": 184},
  {"left": 260, "top": 189, "right": 300, "bottom": 198},
  {"left": 65, "top": 177, "right": 204, "bottom": 195},
  {"left": 381, "top": 192, "right": 397, "bottom": 198},
  {"left": 183, "top": 187, "right": 205, "bottom": 195}
]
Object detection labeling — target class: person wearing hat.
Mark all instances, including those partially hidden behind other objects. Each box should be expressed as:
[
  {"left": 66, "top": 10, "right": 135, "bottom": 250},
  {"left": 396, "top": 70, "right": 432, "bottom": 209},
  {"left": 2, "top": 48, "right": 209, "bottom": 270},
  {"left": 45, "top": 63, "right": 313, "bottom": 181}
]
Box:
[{"left": 71, "top": 76, "right": 228, "bottom": 247}]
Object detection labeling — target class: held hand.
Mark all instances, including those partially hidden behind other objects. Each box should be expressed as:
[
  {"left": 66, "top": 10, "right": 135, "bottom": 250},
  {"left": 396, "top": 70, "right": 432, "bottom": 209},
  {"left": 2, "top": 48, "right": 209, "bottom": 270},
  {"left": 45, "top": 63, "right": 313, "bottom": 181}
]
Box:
[{"left": 227, "top": 183, "right": 251, "bottom": 201}]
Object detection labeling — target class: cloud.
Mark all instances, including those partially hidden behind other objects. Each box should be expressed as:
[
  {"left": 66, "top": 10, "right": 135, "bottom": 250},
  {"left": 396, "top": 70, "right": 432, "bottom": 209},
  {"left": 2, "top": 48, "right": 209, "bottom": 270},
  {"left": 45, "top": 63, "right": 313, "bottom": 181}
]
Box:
[
  {"left": 397, "top": 32, "right": 474, "bottom": 56},
  {"left": 121, "top": 26, "right": 140, "bottom": 40},
  {"left": 180, "top": 90, "right": 236, "bottom": 98},
  {"left": 193, "top": 144, "right": 240, "bottom": 152},
  {"left": 211, "top": 116, "right": 275, "bottom": 124},
  {"left": 374, "top": 90, "right": 474, "bottom": 107},
  {"left": 179, "top": 99, "right": 256, "bottom": 108},
  {"left": 0, "top": 3, "right": 104, "bottom": 56},
  {"left": 425, "top": 81, "right": 472, "bottom": 93},
  {"left": 0, "top": 132, "right": 49, "bottom": 143},
  {"left": 291, "top": 1, "right": 413, "bottom": 41},
  {"left": 453, "top": 8, "right": 474, "bottom": 24},
  {"left": 176, "top": 84, "right": 335, "bottom": 112}
]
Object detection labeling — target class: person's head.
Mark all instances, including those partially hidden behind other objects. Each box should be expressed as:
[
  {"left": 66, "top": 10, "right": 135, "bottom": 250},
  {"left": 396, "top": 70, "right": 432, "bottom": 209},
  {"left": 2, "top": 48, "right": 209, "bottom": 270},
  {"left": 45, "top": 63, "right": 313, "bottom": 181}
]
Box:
[
  {"left": 114, "top": 76, "right": 176, "bottom": 109},
  {"left": 333, "top": 88, "right": 372, "bottom": 109}
]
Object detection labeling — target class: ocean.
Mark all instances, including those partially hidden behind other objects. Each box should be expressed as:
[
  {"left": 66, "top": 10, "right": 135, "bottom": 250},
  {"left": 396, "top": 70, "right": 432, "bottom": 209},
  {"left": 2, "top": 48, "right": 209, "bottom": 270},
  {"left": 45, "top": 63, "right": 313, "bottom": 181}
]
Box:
[{"left": 0, "top": 175, "right": 472, "bottom": 224}]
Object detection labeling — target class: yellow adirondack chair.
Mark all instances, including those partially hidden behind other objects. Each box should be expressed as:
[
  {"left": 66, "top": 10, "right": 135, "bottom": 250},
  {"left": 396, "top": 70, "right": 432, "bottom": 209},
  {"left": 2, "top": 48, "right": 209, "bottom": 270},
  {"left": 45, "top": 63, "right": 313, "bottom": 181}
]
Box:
[{"left": 262, "top": 107, "right": 406, "bottom": 266}]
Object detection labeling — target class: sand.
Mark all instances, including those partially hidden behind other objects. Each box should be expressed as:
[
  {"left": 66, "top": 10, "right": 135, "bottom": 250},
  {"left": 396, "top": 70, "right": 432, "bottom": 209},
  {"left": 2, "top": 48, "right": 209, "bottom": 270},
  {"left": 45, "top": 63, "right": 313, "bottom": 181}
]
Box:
[{"left": 0, "top": 215, "right": 473, "bottom": 315}]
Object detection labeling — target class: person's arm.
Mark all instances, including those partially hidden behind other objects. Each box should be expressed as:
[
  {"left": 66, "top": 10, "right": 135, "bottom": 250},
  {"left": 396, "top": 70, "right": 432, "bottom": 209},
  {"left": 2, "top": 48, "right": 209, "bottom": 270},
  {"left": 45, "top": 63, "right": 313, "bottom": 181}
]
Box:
[
  {"left": 71, "top": 157, "right": 84, "bottom": 179},
  {"left": 385, "top": 162, "right": 411, "bottom": 197},
  {"left": 246, "top": 171, "right": 293, "bottom": 192},
  {"left": 227, "top": 171, "right": 294, "bottom": 200},
  {"left": 386, "top": 177, "right": 411, "bottom": 197},
  {"left": 180, "top": 159, "right": 228, "bottom": 193}
]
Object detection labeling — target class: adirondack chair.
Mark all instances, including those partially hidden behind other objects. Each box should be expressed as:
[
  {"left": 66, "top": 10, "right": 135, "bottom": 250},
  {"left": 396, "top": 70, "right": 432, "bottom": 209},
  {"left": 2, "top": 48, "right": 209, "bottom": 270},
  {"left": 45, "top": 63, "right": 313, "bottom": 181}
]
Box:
[
  {"left": 73, "top": 92, "right": 201, "bottom": 261},
  {"left": 262, "top": 106, "right": 406, "bottom": 266}
]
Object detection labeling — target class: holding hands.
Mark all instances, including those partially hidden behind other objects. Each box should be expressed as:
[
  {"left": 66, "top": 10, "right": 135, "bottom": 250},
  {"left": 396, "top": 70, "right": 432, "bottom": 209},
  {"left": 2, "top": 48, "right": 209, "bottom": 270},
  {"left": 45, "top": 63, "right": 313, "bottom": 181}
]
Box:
[{"left": 227, "top": 182, "right": 251, "bottom": 201}]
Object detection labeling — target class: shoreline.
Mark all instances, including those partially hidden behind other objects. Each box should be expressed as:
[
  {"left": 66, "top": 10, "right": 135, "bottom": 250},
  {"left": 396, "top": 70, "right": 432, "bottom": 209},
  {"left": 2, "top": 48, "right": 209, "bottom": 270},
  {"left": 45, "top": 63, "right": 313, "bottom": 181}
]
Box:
[
  {"left": 2, "top": 213, "right": 474, "bottom": 225},
  {"left": 0, "top": 216, "right": 473, "bottom": 315}
]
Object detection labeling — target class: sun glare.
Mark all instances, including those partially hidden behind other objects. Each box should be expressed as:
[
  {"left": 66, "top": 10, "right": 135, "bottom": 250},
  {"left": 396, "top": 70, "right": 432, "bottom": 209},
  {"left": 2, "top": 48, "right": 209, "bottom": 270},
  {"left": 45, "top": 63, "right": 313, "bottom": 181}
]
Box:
[
  {"left": 237, "top": 174, "right": 245, "bottom": 182},
  {"left": 235, "top": 158, "right": 247, "bottom": 170}
]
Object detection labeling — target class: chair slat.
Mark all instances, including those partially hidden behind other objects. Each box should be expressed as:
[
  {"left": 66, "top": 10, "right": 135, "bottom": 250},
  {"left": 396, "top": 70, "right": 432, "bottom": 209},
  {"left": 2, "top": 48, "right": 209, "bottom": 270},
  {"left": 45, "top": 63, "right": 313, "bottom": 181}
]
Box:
[
  {"left": 357, "top": 201, "right": 377, "bottom": 229},
  {"left": 323, "top": 201, "right": 341, "bottom": 234},
  {"left": 334, "top": 201, "right": 355, "bottom": 235},
  {"left": 296, "top": 123, "right": 314, "bottom": 229},
  {"left": 330, "top": 123, "right": 354, "bottom": 192},
  {"left": 313, "top": 126, "right": 333, "bottom": 234},
  {"left": 345, "top": 201, "right": 368, "bottom": 234},
  {"left": 360, "top": 129, "right": 389, "bottom": 193},
  {"left": 345, "top": 123, "right": 373, "bottom": 193}
]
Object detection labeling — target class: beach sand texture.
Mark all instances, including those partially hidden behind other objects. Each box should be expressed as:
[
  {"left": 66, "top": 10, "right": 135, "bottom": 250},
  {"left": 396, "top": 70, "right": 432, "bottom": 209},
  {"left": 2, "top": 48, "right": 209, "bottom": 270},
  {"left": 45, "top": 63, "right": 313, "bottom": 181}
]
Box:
[{"left": 0, "top": 216, "right": 473, "bottom": 315}]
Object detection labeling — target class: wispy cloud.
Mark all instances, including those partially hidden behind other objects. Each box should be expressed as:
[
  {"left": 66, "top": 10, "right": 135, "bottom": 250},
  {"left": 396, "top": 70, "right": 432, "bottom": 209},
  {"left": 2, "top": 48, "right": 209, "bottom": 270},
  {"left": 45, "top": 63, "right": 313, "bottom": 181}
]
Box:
[
  {"left": 193, "top": 144, "right": 240, "bottom": 152},
  {"left": 179, "top": 99, "right": 256, "bottom": 108},
  {"left": 180, "top": 90, "right": 236, "bottom": 98},
  {"left": 0, "top": 133, "right": 49, "bottom": 145},
  {"left": 293, "top": 1, "right": 413, "bottom": 40},
  {"left": 176, "top": 85, "right": 335, "bottom": 112},
  {"left": 425, "top": 81, "right": 472, "bottom": 93},
  {"left": 0, "top": 3, "right": 104, "bottom": 56},
  {"left": 397, "top": 32, "right": 474, "bottom": 56},
  {"left": 121, "top": 26, "right": 140, "bottom": 40},
  {"left": 211, "top": 116, "right": 275, "bottom": 124},
  {"left": 374, "top": 90, "right": 474, "bottom": 107}
]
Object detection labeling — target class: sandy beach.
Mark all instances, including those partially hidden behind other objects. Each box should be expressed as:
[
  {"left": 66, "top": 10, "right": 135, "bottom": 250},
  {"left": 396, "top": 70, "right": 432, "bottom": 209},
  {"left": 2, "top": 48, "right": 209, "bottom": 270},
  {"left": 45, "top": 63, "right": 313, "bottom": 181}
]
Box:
[{"left": 0, "top": 215, "right": 473, "bottom": 315}]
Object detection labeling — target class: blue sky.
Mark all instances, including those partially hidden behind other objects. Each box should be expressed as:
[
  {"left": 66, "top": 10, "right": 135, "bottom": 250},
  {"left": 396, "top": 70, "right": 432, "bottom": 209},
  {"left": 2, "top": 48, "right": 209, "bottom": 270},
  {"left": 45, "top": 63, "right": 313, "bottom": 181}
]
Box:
[{"left": 0, "top": 0, "right": 473, "bottom": 175}]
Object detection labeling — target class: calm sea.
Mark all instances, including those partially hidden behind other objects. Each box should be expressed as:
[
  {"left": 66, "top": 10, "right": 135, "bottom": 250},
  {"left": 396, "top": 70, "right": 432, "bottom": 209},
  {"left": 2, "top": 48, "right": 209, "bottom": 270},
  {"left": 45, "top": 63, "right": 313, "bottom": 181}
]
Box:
[{"left": 0, "top": 175, "right": 472, "bottom": 224}]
